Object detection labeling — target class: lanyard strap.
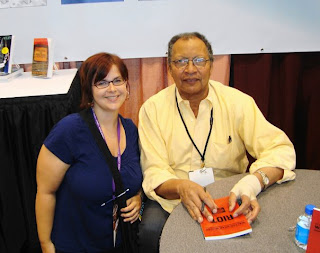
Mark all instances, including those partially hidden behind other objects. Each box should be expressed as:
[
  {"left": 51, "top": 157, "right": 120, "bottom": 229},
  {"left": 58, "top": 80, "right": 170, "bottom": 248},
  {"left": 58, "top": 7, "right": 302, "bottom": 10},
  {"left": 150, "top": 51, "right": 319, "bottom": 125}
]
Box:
[
  {"left": 175, "top": 89, "right": 213, "bottom": 167},
  {"left": 91, "top": 107, "right": 121, "bottom": 193}
]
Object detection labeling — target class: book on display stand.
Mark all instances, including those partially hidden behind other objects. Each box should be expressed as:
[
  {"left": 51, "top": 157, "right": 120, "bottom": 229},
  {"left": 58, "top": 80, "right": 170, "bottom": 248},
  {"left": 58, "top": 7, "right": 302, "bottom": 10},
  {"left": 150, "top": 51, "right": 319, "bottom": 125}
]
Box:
[
  {"left": 0, "top": 35, "right": 24, "bottom": 82},
  {"left": 0, "top": 35, "right": 15, "bottom": 74},
  {"left": 32, "top": 38, "right": 54, "bottom": 78}
]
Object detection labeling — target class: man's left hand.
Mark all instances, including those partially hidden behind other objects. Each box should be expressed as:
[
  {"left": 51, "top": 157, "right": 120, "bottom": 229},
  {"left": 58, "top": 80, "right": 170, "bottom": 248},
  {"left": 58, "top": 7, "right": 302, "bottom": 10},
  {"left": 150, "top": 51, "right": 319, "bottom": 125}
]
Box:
[
  {"left": 229, "top": 174, "right": 262, "bottom": 223},
  {"left": 228, "top": 192, "right": 260, "bottom": 224}
]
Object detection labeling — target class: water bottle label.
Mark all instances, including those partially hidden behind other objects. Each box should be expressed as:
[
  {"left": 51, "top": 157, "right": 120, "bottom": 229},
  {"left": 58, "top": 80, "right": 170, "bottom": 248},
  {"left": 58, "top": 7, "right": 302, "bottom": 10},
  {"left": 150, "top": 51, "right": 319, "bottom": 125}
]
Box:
[{"left": 295, "top": 223, "right": 309, "bottom": 244}]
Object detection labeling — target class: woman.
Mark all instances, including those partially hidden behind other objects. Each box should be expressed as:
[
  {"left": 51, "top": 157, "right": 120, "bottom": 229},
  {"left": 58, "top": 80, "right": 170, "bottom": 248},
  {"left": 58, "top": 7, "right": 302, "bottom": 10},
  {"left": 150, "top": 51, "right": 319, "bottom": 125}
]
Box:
[{"left": 35, "top": 53, "right": 143, "bottom": 253}]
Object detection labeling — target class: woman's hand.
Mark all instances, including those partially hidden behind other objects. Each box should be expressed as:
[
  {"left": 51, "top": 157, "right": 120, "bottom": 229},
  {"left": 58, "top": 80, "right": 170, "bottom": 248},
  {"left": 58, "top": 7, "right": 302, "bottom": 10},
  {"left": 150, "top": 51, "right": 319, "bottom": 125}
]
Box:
[
  {"left": 120, "top": 192, "right": 142, "bottom": 223},
  {"left": 40, "top": 241, "right": 55, "bottom": 253}
]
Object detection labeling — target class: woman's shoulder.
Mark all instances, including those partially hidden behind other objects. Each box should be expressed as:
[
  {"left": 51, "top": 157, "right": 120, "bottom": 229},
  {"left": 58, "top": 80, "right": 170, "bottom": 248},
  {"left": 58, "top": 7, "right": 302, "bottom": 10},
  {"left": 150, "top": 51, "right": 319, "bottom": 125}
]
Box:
[
  {"left": 58, "top": 113, "right": 82, "bottom": 124},
  {"left": 47, "top": 113, "right": 86, "bottom": 139},
  {"left": 43, "top": 113, "right": 83, "bottom": 162}
]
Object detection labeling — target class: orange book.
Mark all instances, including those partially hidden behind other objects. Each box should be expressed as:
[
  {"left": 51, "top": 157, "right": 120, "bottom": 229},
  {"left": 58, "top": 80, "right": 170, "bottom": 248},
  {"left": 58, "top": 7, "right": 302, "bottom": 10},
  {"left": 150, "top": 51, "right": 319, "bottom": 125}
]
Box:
[
  {"left": 32, "top": 38, "right": 54, "bottom": 78},
  {"left": 200, "top": 196, "right": 252, "bottom": 240},
  {"left": 306, "top": 208, "right": 320, "bottom": 253}
]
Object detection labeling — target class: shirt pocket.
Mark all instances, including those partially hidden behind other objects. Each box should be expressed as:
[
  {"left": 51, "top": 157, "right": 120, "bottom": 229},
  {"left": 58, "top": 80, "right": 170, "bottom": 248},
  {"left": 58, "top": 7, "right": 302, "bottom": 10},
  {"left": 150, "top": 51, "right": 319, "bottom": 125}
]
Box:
[{"left": 205, "top": 138, "right": 247, "bottom": 174}]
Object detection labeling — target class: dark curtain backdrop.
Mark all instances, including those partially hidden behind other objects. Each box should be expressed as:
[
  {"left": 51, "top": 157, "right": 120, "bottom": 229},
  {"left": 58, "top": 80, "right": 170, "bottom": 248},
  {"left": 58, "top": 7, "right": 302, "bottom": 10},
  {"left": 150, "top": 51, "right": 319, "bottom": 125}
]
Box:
[{"left": 231, "top": 52, "right": 320, "bottom": 170}]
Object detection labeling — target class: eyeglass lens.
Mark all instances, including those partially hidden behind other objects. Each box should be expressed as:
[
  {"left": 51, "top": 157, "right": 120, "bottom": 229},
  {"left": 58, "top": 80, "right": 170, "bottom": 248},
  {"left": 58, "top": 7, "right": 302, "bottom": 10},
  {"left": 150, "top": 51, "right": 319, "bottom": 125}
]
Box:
[
  {"left": 173, "top": 57, "right": 209, "bottom": 68},
  {"left": 95, "top": 77, "right": 125, "bottom": 89}
]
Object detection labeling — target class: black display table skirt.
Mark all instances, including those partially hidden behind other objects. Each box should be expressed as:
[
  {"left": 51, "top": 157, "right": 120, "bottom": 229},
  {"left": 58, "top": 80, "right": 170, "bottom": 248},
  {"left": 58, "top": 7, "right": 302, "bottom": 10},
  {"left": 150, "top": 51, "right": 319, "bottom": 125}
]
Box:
[{"left": 0, "top": 72, "right": 81, "bottom": 253}]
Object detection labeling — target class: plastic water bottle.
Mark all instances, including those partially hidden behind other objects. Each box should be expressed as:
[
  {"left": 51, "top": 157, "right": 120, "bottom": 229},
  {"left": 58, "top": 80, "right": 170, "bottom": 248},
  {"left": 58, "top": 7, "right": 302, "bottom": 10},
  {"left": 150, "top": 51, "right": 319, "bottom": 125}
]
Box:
[{"left": 295, "top": 204, "right": 316, "bottom": 250}]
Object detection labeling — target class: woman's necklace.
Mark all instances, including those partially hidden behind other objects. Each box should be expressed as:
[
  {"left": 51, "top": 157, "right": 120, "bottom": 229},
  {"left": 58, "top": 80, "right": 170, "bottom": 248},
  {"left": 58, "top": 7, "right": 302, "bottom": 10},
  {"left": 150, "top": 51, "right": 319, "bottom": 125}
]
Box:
[{"left": 91, "top": 107, "right": 122, "bottom": 247}]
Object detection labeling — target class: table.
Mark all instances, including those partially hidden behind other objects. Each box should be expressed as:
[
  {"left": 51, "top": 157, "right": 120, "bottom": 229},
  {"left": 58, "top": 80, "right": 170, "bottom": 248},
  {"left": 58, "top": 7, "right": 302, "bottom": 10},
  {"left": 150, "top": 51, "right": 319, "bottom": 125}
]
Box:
[
  {"left": 160, "top": 169, "right": 320, "bottom": 253},
  {"left": 0, "top": 69, "right": 78, "bottom": 98},
  {"left": 0, "top": 69, "right": 81, "bottom": 253}
]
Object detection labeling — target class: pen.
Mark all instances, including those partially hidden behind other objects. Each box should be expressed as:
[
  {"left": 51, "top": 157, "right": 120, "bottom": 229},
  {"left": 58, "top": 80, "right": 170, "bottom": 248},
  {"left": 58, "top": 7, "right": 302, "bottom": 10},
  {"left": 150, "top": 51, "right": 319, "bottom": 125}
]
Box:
[
  {"left": 201, "top": 187, "right": 206, "bottom": 212},
  {"left": 101, "top": 189, "right": 129, "bottom": 206}
]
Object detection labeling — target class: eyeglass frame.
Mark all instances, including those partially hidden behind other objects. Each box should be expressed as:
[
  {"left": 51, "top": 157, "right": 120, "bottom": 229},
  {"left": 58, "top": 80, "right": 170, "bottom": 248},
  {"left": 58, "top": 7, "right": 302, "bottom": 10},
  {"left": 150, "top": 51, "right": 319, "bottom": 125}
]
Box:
[
  {"left": 93, "top": 76, "right": 127, "bottom": 89},
  {"left": 170, "top": 57, "right": 212, "bottom": 69}
]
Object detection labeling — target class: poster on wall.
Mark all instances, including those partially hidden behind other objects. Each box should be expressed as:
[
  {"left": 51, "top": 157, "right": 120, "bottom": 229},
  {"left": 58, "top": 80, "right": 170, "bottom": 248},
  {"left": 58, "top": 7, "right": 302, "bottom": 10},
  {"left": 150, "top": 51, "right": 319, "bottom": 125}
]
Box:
[
  {"left": 0, "top": 0, "right": 46, "bottom": 9},
  {"left": 61, "top": 0, "right": 123, "bottom": 4},
  {"left": 2, "top": 0, "right": 320, "bottom": 63}
]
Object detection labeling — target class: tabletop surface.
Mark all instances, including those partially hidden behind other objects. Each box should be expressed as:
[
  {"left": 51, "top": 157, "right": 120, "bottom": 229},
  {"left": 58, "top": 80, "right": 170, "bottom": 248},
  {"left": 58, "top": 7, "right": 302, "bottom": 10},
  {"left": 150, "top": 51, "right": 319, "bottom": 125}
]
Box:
[
  {"left": 0, "top": 68, "right": 77, "bottom": 99},
  {"left": 160, "top": 169, "right": 320, "bottom": 253}
]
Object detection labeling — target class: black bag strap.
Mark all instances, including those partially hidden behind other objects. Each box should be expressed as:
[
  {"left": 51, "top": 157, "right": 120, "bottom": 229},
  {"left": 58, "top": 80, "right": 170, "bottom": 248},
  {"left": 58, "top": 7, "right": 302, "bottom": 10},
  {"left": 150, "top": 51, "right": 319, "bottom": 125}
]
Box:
[
  {"left": 79, "top": 108, "right": 138, "bottom": 253},
  {"left": 79, "top": 108, "right": 124, "bottom": 196}
]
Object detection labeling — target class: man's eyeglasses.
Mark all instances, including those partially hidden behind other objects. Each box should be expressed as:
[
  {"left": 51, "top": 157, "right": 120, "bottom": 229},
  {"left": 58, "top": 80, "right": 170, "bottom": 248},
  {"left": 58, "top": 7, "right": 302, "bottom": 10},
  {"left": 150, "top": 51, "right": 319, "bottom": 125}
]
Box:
[
  {"left": 94, "top": 77, "right": 126, "bottom": 89},
  {"left": 171, "top": 57, "right": 211, "bottom": 69}
]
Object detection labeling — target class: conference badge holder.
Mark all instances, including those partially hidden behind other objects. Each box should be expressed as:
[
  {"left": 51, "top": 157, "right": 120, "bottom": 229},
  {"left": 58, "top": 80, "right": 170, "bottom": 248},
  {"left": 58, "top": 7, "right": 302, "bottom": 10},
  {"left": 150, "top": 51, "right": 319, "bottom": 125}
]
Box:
[{"left": 189, "top": 167, "right": 215, "bottom": 187}]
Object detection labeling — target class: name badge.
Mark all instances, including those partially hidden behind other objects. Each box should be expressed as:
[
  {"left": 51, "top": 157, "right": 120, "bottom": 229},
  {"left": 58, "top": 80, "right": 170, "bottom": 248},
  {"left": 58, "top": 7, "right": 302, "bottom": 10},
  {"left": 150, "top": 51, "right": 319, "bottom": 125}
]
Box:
[{"left": 189, "top": 167, "right": 215, "bottom": 187}]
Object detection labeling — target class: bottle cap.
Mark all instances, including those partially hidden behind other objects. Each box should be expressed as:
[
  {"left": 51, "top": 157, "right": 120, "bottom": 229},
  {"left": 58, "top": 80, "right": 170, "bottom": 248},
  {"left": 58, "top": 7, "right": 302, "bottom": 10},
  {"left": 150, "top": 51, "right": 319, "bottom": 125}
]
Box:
[{"left": 305, "top": 204, "right": 316, "bottom": 215}]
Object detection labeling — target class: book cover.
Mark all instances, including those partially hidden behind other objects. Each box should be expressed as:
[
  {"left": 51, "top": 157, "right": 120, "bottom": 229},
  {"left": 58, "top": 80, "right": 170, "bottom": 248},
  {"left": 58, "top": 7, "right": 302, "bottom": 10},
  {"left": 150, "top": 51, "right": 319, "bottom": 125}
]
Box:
[
  {"left": 32, "top": 38, "right": 54, "bottom": 78},
  {"left": 200, "top": 196, "right": 252, "bottom": 240},
  {"left": 0, "top": 35, "right": 15, "bottom": 74},
  {"left": 306, "top": 207, "right": 320, "bottom": 253}
]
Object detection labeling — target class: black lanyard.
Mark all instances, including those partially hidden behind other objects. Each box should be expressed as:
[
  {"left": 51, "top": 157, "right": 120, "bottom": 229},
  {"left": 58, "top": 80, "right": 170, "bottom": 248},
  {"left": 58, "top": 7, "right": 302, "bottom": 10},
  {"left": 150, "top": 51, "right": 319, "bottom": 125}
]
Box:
[{"left": 175, "top": 89, "right": 213, "bottom": 167}]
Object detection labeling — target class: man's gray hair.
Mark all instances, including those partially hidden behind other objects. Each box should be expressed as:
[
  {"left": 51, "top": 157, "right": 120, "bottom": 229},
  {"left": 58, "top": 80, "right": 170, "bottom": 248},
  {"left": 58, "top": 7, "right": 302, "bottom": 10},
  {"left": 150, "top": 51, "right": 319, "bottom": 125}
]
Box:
[{"left": 167, "top": 32, "right": 214, "bottom": 66}]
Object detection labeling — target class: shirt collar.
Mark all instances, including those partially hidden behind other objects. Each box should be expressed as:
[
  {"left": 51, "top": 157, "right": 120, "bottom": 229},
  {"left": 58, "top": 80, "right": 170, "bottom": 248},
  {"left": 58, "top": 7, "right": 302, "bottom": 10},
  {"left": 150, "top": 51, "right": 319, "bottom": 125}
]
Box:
[{"left": 174, "top": 81, "right": 214, "bottom": 107}]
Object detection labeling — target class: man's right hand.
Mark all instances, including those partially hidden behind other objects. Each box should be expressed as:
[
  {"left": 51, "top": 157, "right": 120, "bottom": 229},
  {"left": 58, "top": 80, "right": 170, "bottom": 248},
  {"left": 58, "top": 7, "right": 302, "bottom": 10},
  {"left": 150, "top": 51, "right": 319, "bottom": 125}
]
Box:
[{"left": 177, "top": 180, "right": 217, "bottom": 223}]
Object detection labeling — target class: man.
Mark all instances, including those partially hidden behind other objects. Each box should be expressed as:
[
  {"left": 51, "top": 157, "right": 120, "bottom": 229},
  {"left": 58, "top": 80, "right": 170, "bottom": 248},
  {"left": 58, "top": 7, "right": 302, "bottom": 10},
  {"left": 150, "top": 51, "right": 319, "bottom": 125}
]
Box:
[{"left": 138, "top": 32, "right": 296, "bottom": 252}]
